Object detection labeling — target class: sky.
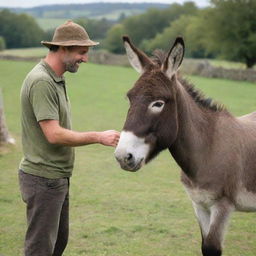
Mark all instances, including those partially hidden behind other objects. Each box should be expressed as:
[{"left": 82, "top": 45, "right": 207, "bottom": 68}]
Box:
[{"left": 0, "top": 0, "right": 210, "bottom": 8}]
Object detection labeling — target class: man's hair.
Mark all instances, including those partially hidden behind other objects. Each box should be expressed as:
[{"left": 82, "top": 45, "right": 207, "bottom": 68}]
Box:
[
  {"left": 49, "top": 45, "right": 79, "bottom": 52},
  {"left": 66, "top": 46, "right": 77, "bottom": 51},
  {"left": 49, "top": 45, "right": 60, "bottom": 52}
]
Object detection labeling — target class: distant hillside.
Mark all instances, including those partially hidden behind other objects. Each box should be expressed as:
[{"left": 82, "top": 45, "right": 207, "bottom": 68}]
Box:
[{"left": 2, "top": 3, "right": 170, "bottom": 20}]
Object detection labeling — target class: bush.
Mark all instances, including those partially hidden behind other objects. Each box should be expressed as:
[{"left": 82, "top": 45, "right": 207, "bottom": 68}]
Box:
[{"left": 0, "top": 9, "right": 45, "bottom": 49}]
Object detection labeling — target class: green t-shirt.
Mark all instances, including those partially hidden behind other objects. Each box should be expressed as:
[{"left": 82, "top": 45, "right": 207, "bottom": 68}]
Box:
[{"left": 19, "top": 60, "right": 74, "bottom": 179}]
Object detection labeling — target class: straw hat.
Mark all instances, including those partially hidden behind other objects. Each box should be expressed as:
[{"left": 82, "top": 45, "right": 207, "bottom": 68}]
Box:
[{"left": 41, "top": 20, "right": 99, "bottom": 48}]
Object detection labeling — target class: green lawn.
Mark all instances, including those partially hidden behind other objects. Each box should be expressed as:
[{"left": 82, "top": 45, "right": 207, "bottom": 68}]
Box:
[
  {"left": 0, "top": 47, "right": 48, "bottom": 58},
  {"left": 0, "top": 59, "right": 256, "bottom": 256},
  {"left": 209, "top": 59, "right": 246, "bottom": 69}
]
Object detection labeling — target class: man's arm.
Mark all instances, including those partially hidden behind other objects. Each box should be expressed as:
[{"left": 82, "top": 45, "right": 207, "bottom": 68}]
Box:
[{"left": 39, "top": 120, "right": 120, "bottom": 147}]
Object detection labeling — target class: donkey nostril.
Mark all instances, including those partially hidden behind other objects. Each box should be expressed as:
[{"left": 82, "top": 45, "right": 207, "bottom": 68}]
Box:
[
  {"left": 125, "top": 153, "right": 133, "bottom": 162},
  {"left": 127, "top": 153, "right": 133, "bottom": 160}
]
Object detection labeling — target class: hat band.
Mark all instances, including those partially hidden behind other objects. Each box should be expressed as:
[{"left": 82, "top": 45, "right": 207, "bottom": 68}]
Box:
[{"left": 41, "top": 39, "right": 99, "bottom": 47}]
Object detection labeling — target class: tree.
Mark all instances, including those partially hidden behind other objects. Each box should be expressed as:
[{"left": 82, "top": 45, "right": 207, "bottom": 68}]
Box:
[
  {"left": 141, "top": 12, "right": 213, "bottom": 59},
  {"left": 141, "top": 15, "right": 191, "bottom": 54},
  {"left": 123, "top": 2, "right": 198, "bottom": 48},
  {"left": 204, "top": 0, "right": 256, "bottom": 68},
  {"left": 123, "top": 8, "right": 171, "bottom": 47},
  {"left": 0, "top": 9, "right": 45, "bottom": 49},
  {"left": 104, "top": 2, "right": 198, "bottom": 53},
  {"left": 185, "top": 11, "right": 216, "bottom": 58},
  {"left": 75, "top": 17, "right": 113, "bottom": 40},
  {"left": 103, "top": 24, "right": 125, "bottom": 54}
]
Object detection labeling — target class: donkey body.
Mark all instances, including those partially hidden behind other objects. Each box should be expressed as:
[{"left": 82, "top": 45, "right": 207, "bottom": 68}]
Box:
[{"left": 114, "top": 36, "right": 256, "bottom": 256}]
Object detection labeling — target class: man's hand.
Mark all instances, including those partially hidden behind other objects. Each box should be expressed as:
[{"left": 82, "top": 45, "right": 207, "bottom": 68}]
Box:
[
  {"left": 99, "top": 130, "right": 120, "bottom": 147},
  {"left": 39, "top": 120, "right": 120, "bottom": 147}
]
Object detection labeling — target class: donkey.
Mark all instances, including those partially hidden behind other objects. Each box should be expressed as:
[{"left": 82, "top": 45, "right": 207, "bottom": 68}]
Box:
[{"left": 114, "top": 36, "right": 256, "bottom": 256}]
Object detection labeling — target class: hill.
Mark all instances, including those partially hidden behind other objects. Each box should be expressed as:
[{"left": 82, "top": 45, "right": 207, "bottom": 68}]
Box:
[{"left": 0, "top": 2, "right": 170, "bottom": 20}]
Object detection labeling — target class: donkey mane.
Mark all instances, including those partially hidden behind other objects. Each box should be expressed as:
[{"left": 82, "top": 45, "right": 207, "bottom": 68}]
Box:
[
  {"left": 151, "top": 49, "right": 166, "bottom": 66},
  {"left": 179, "top": 78, "right": 227, "bottom": 113},
  {"left": 151, "top": 50, "right": 226, "bottom": 113}
]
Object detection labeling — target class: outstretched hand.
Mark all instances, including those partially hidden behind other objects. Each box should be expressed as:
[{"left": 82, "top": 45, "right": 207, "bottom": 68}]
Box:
[{"left": 99, "top": 130, "right": 120, "bottom": 147}]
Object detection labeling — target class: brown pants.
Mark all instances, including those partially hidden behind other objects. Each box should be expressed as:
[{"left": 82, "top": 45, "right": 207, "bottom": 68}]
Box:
[{"left": 19, "top": 170, "right": 69, "bottom": 256}]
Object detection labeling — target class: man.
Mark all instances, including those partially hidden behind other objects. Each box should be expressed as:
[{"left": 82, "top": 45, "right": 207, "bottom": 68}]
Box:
[{"left": 18, "top": 20, "right": 120, "bottom": 256}]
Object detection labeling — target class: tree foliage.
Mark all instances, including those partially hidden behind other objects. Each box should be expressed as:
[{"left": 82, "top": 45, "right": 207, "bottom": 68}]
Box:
[
  {"left": 103, "top": 2, "right": 198, "bottom": 54},
  {"left": 141, "top": 15, "right": 191, "bottom": 54},
  {"left": 122, "top": 2, "right": 198, "bottom": 48},
  {"left": 140, "top": 11, "right": 214, "bottom": 58},
  {"left": 204, "top": 0, "right": 256, "bottom": 68},
  {"left": 111, "top": 0, "right": 256, "bottom": 67},
  {"left": 75, "top": 18, "right": 113, "bottom": 40},
  {"left": 103, "top": 24, "right": 125, "bottom": 54},
  {"left": 0, "top": 9, "right": 44, "bottom": 48}
]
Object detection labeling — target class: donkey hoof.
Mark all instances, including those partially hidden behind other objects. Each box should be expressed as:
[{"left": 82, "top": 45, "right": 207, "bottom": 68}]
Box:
[{"left": 202, "top": 246, "right": 222, "bottom": 256}]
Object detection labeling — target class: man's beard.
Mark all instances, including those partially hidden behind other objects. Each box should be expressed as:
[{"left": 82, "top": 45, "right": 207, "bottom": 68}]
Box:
[{"left": 65, "top": 61, "right": 80, "bottom": 73}]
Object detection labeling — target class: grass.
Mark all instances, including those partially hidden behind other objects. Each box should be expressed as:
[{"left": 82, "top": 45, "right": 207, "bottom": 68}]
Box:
[
  {"left": 209, "top": 59, "right": 247, "bottom": 69},
  {"left": 208, "top": 59, "right": 256, "bottom": 70},
  {"left": 0, "top": 47, "right": 48, "bottom": 58},
  {"left": 0, "top": 59, "right": 256, "bottom": 256}
]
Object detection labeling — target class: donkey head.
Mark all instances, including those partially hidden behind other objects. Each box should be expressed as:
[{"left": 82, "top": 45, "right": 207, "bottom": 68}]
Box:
[{"left": 115, "top": 36, "right": 185, "bottom": 171}]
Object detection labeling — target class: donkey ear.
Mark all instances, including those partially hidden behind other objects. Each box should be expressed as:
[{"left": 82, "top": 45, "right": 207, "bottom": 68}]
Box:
[
  {"left": 123, "top": 36, "right": 153, "bottom": 74},
  {"left": 162, "top": 37, "right": 185, "bottom": 79}
]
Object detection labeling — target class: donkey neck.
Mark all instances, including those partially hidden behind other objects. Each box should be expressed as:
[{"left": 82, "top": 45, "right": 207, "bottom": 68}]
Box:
[{"left": 169, "top": 79, "right": 224, "bottom": 178}]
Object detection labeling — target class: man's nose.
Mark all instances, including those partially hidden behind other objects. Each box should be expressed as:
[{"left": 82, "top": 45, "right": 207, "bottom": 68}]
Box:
[{"left": 82, "top": 54, "right": 88, "bottom": 63}]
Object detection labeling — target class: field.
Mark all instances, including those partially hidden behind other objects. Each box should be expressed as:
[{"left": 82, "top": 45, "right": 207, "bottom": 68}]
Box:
[
  {"left": 1, "top": 47, "right": 253, "bottom": 71},
  {"left": 0, "top": 47, "right": 48, "bottom": 58},
  {"left": 36, "top": 18, "right": 72, "bottom": 31},
  {"left": 0, "top": 59, "right": 256, "bottom": 256}
]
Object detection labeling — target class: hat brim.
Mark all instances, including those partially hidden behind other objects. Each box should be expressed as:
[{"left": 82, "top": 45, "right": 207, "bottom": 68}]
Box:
[{"left": 41, "top": 39, "right": 99, "bottom": 48}]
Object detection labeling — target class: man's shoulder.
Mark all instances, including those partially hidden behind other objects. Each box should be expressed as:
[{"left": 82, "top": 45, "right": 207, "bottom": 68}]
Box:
[
  {"left": 22, "top": 61, "right": 54, "bottom": 94},
  {"left": 27, "top": 61, "right": 51, "bottom": 84}
]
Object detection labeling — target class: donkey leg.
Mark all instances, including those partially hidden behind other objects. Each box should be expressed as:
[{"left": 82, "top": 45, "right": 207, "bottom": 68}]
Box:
[
  {"left": 192, "top": 202, "right": 211, "bottom": 255},
  {"left": 193, "top": 202, "right": 211, "bottom": 239},
  {"left": 202, "top": 198, "right": 234, "bottom": 256}
]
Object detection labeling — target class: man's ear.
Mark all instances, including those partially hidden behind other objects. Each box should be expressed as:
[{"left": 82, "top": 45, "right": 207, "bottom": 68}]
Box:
[{"left": 162, "top": 37, "right": 185, "bottom": 79}]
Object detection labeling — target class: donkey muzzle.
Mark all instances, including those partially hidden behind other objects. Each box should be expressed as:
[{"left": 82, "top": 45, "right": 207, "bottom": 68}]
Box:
[
  {"left": 115, "top": 151, "right": 144, "bottom": 172},
  {"left": 114, "top": 131, "right": 149, "bottom": 172}
]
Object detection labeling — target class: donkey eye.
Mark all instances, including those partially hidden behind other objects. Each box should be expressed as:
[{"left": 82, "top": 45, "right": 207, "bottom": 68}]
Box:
[
  {"left": 152, "top": 102, "right": 164, "bottom": 108},
  {"left": 148, "top": 100, "right": 165, "bottom": 113}
]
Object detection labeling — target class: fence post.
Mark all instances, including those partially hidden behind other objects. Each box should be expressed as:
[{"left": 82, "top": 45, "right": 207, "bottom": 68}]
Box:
[{"left": 0, "top": 88, "right": 15, "bottom": 145}]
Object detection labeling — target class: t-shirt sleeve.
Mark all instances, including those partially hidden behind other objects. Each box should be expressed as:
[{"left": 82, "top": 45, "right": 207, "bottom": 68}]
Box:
[{"left": 29, "top": 80, "right": 59, "bottom": 122}]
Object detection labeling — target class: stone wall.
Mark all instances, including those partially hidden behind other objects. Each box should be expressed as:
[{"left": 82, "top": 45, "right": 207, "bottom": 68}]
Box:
[{"left": 1, "top": 51, "right": 255, "bottom": 82}]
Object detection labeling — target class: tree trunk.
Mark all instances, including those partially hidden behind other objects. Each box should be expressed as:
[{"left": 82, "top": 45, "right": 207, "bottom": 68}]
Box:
[
  {"left": 245, "top": 57, "right": 256, "bottom": 69},
  {"left": 0, "top": 89, "right": 15, "bottom": 145}
]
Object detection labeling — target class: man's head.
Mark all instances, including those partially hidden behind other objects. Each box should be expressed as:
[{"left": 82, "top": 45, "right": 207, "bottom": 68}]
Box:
[
  {"left": 41, "top": 20, "right": 99, "bottom": 49},
  {"left": 41, "top": 20, "right": 98, "bottom": 74},
  {"left": 61, "top": 45, "right": 89, "bottom": 73}
]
